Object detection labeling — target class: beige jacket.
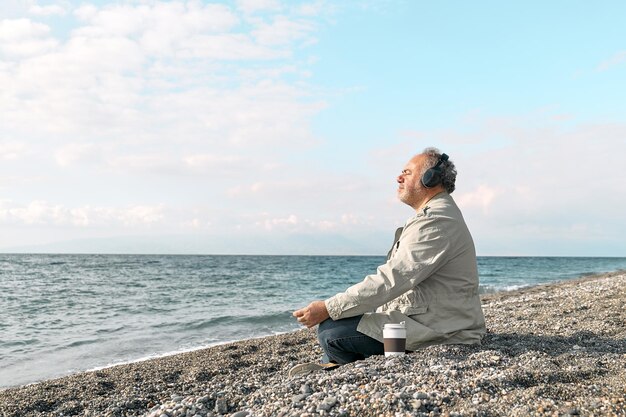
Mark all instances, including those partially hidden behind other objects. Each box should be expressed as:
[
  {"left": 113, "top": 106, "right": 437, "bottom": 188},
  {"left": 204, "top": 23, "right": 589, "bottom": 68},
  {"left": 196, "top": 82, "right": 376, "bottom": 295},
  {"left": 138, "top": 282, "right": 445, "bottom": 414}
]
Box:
[{"left": 325, "top": 192, "right": 486, "bottom": 350}]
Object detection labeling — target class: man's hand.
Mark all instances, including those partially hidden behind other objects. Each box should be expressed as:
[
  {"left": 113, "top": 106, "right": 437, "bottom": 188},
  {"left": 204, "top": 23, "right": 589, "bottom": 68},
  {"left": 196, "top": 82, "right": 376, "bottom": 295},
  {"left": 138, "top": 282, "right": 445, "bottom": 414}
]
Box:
[{"left": 293, "top": 300, "right": 330, "bottom": 328}]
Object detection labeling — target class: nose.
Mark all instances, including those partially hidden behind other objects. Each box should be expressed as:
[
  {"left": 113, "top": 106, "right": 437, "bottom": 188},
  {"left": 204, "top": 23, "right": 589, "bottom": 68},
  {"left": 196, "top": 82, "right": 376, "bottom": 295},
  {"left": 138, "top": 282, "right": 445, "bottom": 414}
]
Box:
[{"left": 397, "top": 173, "right": 404, "bottom": 183}]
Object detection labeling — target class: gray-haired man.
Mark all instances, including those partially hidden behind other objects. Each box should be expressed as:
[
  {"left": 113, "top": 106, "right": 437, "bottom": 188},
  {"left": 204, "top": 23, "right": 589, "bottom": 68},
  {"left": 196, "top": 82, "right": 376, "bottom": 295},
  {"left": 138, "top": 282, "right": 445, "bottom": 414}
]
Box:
[{"left": 290, "top": 148, "right": 486, "bottom": 376}]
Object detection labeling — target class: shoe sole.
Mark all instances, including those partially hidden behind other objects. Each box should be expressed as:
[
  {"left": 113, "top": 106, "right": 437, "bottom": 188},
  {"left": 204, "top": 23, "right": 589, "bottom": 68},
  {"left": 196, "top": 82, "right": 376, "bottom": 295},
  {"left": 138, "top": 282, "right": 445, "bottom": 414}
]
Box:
[{"left": 288, "top": 362, "right": 340, "bottom": 377}]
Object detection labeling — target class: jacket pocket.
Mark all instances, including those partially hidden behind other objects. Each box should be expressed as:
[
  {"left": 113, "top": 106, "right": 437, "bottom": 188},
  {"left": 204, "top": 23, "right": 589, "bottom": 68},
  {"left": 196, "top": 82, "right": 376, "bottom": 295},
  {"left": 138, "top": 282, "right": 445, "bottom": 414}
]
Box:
[{"left": 398, "top": 305, "right": 428, "bottom": 315}]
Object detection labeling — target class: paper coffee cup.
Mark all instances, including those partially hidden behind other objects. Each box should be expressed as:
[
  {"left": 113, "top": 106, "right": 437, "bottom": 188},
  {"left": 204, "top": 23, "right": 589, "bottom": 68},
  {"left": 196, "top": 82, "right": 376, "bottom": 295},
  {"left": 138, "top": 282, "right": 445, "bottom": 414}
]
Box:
[{"left": 383, "top": 322, "right": 406, "bottom": 357}]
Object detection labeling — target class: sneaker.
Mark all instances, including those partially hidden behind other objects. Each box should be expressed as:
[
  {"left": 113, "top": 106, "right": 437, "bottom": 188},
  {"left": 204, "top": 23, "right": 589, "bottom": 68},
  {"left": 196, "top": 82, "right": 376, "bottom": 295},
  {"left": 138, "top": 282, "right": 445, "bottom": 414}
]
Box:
[{"left": 288, "top": 362, "right": 340, "bottom": 377}]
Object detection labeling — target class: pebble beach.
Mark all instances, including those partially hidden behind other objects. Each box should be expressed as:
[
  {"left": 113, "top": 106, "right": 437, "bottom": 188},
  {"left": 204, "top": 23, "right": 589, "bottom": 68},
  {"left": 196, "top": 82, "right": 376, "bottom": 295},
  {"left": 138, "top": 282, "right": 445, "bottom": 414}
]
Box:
[{"left": 1, "top": 271, "right": 625, "bottom": 417}]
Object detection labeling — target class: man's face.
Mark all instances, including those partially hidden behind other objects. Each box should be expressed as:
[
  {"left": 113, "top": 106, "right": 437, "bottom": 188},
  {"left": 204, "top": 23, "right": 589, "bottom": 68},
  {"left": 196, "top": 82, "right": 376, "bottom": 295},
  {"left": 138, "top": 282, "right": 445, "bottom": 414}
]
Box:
[{"left": 397, "top": 154, "right": 426, "bottom": 207}]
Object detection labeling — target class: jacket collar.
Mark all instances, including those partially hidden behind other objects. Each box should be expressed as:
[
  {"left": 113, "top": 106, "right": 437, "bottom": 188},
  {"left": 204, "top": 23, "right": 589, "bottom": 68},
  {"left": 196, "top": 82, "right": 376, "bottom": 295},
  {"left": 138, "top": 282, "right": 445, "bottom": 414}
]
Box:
[{"left": 417, "top": 191, "right": 448, "bottom": 217}]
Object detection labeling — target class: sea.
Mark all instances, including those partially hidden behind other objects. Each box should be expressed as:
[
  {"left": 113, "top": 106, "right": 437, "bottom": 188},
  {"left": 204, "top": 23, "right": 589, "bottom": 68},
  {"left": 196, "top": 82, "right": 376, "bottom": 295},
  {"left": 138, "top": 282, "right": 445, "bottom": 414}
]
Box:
[{"left": 1, "top": 254, "right": 626, "bottom": 389}]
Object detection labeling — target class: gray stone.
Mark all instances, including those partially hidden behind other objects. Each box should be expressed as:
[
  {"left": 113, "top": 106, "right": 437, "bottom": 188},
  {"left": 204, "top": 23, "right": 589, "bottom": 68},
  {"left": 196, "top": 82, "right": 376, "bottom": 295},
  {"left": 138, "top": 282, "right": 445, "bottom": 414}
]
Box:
[
  {"left": 410, "top": 399, "right": 422, "bottom": 409},
  {"left": 316, "top": 396, "right": 337, "bottom": 412},
  {"left": 292, "top": 393, "right": 308, "bottom": 404},
  {"left": 230, "top": 411, "right": 249, "bottom": 417},
  {"left": 214, "top": 398, "right": 228, "bottom": 414}
]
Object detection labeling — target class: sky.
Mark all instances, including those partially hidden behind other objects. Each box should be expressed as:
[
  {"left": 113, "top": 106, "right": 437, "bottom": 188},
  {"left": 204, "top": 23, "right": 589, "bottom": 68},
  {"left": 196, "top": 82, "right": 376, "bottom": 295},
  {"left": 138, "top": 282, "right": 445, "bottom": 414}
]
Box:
[{"left": 0, "top": 0, "right": 625, "bottom": 256}]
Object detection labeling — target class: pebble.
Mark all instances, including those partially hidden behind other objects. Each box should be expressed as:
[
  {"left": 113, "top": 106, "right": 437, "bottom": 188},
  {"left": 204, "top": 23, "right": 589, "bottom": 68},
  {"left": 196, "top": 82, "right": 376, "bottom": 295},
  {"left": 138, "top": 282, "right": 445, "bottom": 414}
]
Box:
[
  {"left": 214, "top": 398, "right": 228, "bottom": 414},
  {"left": 292, "top": 394, "right": 308, "bottom": 404},
  {"left": 316, "top": 396, "right": 337, "bottom": 412}
]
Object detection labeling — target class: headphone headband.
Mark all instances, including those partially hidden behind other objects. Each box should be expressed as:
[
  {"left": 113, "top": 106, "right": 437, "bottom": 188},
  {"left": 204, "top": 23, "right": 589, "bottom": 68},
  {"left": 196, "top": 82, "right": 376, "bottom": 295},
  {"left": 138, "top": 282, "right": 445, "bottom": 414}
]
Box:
[{"left": 432, "top": 153, "right": 448, "bottom": 169}]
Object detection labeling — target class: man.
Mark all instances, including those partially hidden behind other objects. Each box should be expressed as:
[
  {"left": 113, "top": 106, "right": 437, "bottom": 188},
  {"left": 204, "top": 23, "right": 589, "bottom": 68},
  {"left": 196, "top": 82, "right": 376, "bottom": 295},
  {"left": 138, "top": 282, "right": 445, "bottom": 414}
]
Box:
[{"left": 290, "top": 148, "right": 486, "bottom": 376}]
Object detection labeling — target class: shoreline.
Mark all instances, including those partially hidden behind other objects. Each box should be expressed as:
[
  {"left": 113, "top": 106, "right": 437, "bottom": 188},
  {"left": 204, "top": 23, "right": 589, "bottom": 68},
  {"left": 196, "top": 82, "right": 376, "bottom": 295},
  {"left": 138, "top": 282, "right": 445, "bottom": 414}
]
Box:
[
  {"left": 1, "top": 271, "right": 625, "bottom": 416},
  {"left": 7, "top": 268, "right": 621, "bottom": 390},
  {"left": 2, "top": 270, "right": 611, "bottom": 391}
]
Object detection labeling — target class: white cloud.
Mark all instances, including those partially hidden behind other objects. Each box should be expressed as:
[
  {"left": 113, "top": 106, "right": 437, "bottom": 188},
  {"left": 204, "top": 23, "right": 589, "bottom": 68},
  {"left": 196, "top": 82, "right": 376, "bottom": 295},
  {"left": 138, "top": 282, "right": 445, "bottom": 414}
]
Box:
[
  {"left": 252, "top": 15, "right": 316, "bottom": 46},
  {"left": 0, "top": 36, "right": 58, "bottom": 56},
  {"left": 0, "top": 0, "right": 324, "bottom": 155},
  {"left": 63, "top": 35, "right": 145, "bottom": 72},
  {"left": 1, "top": 200, "right": 65, "bottom": 225},
  {"left": 117, "top": 205, "right": 165, "bottom": 226},
  {"left": 181, "top": 217, "right": 212, "bottom": 230},
  {"left": 0, "top": 200, "right": 165, "bottom": 227},
  {"left": 257, "top": 213, "right": 298, "bottom": 230},
  {"left": 73, "top": 2, "right": 240, "bottom": 54},
  {"left": 0, "top": 18, "right": 58, "bottom": 57},
  {"left": 55, "top": 143, "right": 101, "bottom": 166},
  {"left": 339, "top": 213, "right": 377, "bottom": 228},
  {"left": 455, "top": 185, "right": 498, "bottom": 214},
  {"left": 597, "top": 50, "right": 626, "bottom": 71},
  {"left": 177, "top": 33, "right": 285, "bottom": 59},
  {"left": 249, "top": 212, "right": 347, "bottom": 233},
  {"left": 0, "top": 18, "right": 50, "bottom": 40},
  {"left": 53, "top": 145, "right": 280, "bottom": 177},
  {"left": 305, "top": 219, "right": 336, "bottom": 231},
  {"left": 0, "top": 141, "right": 27, "bottom": 160},
  {"left": 108, "top": 154, "right": 177, "bottom": 174},
  {"left": 297, "top": 1, "right": 328, "bottom": 17},
  {"left": 0, "top": 175, "right": 45, "bottom": 189},
  {"left": 183, "top": 153, "right": 247, "bottom": 175},
  {"left": 236, "top": 0, "right": 282, "bottom": 14}
]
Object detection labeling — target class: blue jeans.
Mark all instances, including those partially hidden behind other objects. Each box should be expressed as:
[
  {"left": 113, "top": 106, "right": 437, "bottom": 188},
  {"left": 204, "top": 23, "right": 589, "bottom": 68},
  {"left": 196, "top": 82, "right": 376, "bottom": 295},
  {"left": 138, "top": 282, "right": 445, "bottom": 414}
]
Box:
[{"left": 317, "top": 315, "right": 384, "bottom": 364}]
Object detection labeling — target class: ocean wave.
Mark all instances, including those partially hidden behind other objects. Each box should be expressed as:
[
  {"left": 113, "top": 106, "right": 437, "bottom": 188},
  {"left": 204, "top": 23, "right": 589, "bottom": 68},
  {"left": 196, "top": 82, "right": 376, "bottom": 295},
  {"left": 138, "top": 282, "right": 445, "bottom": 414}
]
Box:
[
  {"left": 114, "top": 305, "right": 174, "bottom": 314},
  {"left": 95, "top": 325, "right": 126, "bottom": 335},
  {"left": 65, "top": 338, "right": 100, "bottom": 348},
  {"left": 121, "top": 281, "right": 148, "bottom": 288},
  {"left": 576, "top": 270, "right": 603, "bottom": 277},
  {"left": 0, "top": 338, "right": 39, "bottom": 348},
  {"left": 163, "top": 310, "right": 294, "bottom": 332},
  {"left": 479, "top": 284, "right": 532, "bottom": 294}
]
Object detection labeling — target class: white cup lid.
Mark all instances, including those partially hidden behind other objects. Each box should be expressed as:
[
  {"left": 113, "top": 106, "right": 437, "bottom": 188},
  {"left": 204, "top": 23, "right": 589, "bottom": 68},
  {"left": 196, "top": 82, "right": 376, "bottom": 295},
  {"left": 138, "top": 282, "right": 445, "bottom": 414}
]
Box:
[{"left": 384, "top": 322, "right": 406, "bottom": 329}]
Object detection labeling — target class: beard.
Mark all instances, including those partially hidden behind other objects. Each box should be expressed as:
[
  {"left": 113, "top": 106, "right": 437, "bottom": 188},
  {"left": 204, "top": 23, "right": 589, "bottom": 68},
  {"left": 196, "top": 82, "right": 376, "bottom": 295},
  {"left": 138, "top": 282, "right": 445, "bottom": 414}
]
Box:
[
  {"left": 397, "top": 185, "right": 423, "bottom": 208},
  {"left": 397, "top": 187, "right": 413, "bottom": 205}
]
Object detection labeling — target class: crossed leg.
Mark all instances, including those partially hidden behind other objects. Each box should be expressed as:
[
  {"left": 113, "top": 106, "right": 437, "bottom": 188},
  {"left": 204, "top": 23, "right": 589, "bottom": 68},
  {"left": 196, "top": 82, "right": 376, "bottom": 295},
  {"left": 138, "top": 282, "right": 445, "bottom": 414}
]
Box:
[{"left": 317, "top": 315, "right": 384, "bottom": 364}]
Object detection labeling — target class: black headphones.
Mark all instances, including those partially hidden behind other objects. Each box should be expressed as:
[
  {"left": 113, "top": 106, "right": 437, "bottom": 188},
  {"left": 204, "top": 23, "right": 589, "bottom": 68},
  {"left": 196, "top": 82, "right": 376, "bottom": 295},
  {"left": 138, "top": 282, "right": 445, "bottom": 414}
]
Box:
[{"left": 421, "top": 153, "right": 449, "bottom": 188}]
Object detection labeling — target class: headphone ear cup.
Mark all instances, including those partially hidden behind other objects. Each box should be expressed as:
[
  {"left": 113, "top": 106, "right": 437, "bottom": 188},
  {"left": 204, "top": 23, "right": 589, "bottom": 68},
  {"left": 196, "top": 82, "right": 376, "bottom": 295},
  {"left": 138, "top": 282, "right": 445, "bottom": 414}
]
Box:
[
  {"left": 421, "top": 153, "right": 448, "bottom": 188},
  {"left": 421, "top": 169, "right": 441, "bottom": 188}
]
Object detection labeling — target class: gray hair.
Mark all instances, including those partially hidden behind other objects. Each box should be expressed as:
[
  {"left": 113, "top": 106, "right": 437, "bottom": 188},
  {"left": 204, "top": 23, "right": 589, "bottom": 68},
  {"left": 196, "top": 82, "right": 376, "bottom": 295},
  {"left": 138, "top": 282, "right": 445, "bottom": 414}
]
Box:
[{"left": 421, "top": 147, "right": 457, "bottom": 194}]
